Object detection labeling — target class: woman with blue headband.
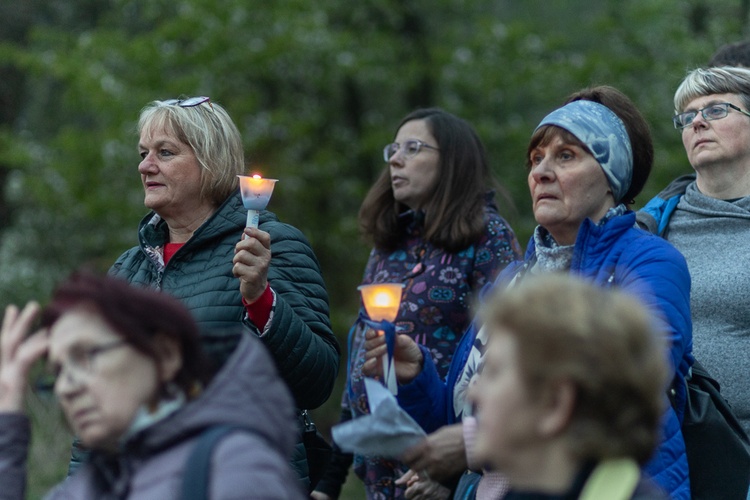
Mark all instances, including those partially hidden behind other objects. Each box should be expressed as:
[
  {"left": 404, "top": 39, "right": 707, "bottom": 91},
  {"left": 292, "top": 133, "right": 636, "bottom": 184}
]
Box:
[{"left": 362, "top": 86, "right": 693, "bottom": 499}]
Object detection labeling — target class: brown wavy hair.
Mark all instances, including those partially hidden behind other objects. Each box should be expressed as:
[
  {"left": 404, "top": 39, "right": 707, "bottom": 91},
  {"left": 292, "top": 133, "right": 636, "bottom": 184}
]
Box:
[{"left": 359, "top": 108, "right": 507, "bottom": 252}]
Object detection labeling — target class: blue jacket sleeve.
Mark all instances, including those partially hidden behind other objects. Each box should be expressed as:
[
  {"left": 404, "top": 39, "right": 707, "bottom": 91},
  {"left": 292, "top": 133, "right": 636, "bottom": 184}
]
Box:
[
  {"left": 396, "top": 345, "right": 450, "bottom": 434},
  {"left": 615, "top": 235, "right": 693, "bottom": 384},
  {"left": 396, "top": 317, "right": 482, "bottom": 433}
]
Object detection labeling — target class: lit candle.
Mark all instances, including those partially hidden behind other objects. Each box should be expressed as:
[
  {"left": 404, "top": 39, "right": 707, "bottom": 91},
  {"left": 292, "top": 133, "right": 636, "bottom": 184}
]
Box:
[
  {"left": 358, "top": 283, "right": 404, "bottom": 394},
  {"left": 358, "top": 283, "right": 404, "bottom": 322},
  {"left": 237, "top": 174, "right": 278, "bottom": 228}
]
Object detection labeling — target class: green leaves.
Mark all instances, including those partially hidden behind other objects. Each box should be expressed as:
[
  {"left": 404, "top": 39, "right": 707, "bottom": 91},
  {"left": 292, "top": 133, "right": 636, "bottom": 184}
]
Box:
[{"left": 0, "top": 0, "right": 745, "bottom": 325}]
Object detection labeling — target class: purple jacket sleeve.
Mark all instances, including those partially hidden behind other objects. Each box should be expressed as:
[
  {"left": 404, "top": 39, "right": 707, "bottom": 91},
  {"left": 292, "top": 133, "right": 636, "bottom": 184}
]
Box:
[
  {"left": 0, "top": 413, "right": 30, "bottom": 500},
  {"left": 211, "top": 431, "right": 306, "bottom": 499}
]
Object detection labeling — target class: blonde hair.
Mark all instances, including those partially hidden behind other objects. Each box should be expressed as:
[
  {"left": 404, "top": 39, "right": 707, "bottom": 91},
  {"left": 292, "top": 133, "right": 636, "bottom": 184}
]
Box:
[
  {"left": 138, "top": 99, "right": 244, "bottom": 205},
  {"left": 674, "top": 66, "right": 750, "bottom": 113},
  {"left": 481, "top": 274, "right": 668, "bottom": 464}
]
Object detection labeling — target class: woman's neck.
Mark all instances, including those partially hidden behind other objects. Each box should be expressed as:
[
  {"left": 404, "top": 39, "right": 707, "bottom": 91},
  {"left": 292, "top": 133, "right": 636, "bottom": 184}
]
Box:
[
  {"left": 696, "top": 165, "right": 750, "bottom": 199},
  {"left": 164, "top": 205, "right": 217, "bottom": 243}
]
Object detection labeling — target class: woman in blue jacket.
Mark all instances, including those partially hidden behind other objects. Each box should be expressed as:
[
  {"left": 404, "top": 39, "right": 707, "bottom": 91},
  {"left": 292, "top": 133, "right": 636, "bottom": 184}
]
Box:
[{"left": 363, "top": 86, "right": 693, "bottom": 499}]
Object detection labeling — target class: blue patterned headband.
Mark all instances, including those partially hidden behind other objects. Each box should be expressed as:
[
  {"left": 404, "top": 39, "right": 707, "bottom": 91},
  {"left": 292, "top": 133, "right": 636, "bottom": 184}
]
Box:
[{"left": 534, "top": 100, "right": 633, "bottom": 203}]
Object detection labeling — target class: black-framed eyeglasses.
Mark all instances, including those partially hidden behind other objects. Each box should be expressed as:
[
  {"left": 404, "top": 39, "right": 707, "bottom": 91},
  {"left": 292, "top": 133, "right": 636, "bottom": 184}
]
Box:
[
  {"left": 163, "top": 96, "right": 213, "bottom": 110},
  {"left": 383, "top": 140, "right": 439, "bottom": 162},
  {"left": 673, "top": 102, "right": 750, "bottom": 129},
  {"left": 47, "top": 339, "right": 128, "bottom": 385}
]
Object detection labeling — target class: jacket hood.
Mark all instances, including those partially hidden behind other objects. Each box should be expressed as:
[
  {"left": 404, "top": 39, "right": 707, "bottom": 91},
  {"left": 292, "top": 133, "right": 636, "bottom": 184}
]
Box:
[
  {"left": 635, "top": 174, "right": 696, "bottom": 235},
  {"left": 130, "top": 333, "right": 297, "bottom": 459}
]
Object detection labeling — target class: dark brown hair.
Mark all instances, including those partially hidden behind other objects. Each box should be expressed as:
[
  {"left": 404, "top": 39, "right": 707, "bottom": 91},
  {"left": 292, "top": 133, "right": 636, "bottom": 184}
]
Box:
[
  {"left": 359, "top": 108, "right": 505, "bottom": 252},
  {"left": 525, "top": 86, "right": 653, "bottom": 205},
  {"left": 709, "top": 40, "right": 750, "bottom": 68},
  {"left": 42, "top": 270, "right": 210, "bottom": 396},
  {"left": 566, "top": 86, "right": 653, "bottom": 204}
]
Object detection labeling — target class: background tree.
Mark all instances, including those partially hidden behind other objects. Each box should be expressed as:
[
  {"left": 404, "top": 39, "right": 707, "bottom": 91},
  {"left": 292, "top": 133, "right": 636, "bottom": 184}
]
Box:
[{"left": 0, "top": 1, "right": 747, "bottom": 494}]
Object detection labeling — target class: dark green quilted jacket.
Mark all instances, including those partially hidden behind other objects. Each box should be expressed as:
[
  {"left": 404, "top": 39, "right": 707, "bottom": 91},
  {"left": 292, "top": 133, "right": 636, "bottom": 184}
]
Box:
[
  {"left": 110, "top": 189, "right": 339, "bottom": 410},
  {"left": 106, "top": 190, "right": 339, "bottom": 490}
]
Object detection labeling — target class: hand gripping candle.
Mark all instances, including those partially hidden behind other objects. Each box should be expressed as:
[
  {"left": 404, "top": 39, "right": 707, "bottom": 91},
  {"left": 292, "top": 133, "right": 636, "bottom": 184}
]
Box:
[{"left": 358, "top": 283, "right": 405, "bottom": 394}]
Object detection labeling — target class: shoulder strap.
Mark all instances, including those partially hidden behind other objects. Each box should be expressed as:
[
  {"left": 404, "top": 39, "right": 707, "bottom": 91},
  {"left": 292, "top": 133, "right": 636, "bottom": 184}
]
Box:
[
  {"left": 181, "top": 425, "right": 245, "bottom": 500},
  {"left": 579, "top": 458, "right": 640, "bottom": 500}
]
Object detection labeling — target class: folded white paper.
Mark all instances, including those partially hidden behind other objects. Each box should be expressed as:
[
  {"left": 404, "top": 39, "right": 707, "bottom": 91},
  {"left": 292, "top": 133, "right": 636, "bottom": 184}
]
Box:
[{"left": 332, "top": 377, "right": 426, "bottom": 458}]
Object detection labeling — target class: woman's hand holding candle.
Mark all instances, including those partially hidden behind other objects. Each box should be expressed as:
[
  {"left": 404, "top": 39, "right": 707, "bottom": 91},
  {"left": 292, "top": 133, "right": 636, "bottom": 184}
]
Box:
[
  {"left": 362, "top": 329, "right": 424, "bottom": 384},
  {"left": 232, "top": 227, "right": 272, "bottom": 304}
]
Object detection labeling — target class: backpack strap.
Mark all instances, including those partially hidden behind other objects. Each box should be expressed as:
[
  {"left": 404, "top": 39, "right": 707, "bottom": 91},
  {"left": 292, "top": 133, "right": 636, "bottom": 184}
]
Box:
[
  {"left": 579, "top": 458, "right": 640, "bottom": 500},
  {"left": 181, "top": 425, "right": 246, "bottom": 500}
]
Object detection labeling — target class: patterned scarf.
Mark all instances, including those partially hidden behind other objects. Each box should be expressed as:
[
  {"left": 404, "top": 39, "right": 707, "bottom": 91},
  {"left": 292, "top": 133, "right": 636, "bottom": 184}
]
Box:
[{"left": 532, "top": 204, "right": 628, "bottom": 272}]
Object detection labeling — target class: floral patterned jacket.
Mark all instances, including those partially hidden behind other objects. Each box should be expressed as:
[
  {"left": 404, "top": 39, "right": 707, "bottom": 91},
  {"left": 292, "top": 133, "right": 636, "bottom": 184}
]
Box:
[{"left": 327, "top": 202, "right": 521, "bottom": 499}]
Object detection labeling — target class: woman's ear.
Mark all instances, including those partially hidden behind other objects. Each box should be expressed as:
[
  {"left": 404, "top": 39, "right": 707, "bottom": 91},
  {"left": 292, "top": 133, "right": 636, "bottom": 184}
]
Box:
[
  {"left": 153, "top": 333, "right": 182, "bottom": 384},
  {"left": 537, "top": 379, "right": 576, "bottom": 437}
]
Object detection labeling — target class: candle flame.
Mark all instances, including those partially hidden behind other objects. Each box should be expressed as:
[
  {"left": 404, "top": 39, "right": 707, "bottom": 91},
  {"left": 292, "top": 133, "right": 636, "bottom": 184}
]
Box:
[
  {"left": 237, "top": 174, "right": 278, "bottom": 210},
  {"left": 358, "top": 283, "right": 404, "bottom": 322},
  {"left": 373, "top": 292, "right": 393, "bottom": 307}
]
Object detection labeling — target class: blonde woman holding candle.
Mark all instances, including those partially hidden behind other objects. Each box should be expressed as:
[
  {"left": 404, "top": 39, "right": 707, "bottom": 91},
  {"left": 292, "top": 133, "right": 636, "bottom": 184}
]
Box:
[{"left": 100, "top": 96, "right": 339, "bottom": 492}]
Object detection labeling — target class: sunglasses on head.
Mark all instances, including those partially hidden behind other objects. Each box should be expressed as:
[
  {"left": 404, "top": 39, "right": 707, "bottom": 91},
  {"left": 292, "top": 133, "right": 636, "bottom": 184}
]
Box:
[{"left": 162, "top": 96, "right": 213, "bottom": 110}]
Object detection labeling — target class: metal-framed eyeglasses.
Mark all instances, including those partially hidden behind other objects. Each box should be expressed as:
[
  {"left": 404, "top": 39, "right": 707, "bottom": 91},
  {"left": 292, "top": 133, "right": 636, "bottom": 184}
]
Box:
[
  {"left": 383, "top": 140, "right": 439, "bottom": 162},
  {"left": 162, "top": 96, "right": 213, "bottom": 110},
  {"left": 48, "top": 339, "right": 128, "bottom": 385},
  {"left": 673, "top": 102, "right": 750, "bottom": 129}
]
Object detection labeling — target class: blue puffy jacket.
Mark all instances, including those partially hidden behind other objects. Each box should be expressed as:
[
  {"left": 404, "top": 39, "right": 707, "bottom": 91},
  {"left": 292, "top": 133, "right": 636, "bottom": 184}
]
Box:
[{"left": 398, "top": 211, "right": 693, "bottom": 499}]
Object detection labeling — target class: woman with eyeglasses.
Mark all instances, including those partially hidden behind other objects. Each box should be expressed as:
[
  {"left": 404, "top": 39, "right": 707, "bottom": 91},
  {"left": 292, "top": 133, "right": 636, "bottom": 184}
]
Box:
[
  {"left": 0, "top": 271, "right": 305, "bottom": 499},
  {"left": 313, "top": 108, "right": 521, "bottom": 500},
  {"left": 98, "top": 97, "right": 340, "bottom": 491},
  {"left": 362, "top": 87, "right": 694, "bottom": 499},
  {"left": 639, "top": 66, "right": 750, "bottom": 438},
  {"left": 637, "top": 67, "right": 750, "bottom": 498}
]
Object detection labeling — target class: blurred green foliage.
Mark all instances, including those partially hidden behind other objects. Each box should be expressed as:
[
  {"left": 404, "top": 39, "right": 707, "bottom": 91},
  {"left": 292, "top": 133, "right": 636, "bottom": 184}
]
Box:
[{"left": 0, "top": 1, "right": 748, "bottom": 494}]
